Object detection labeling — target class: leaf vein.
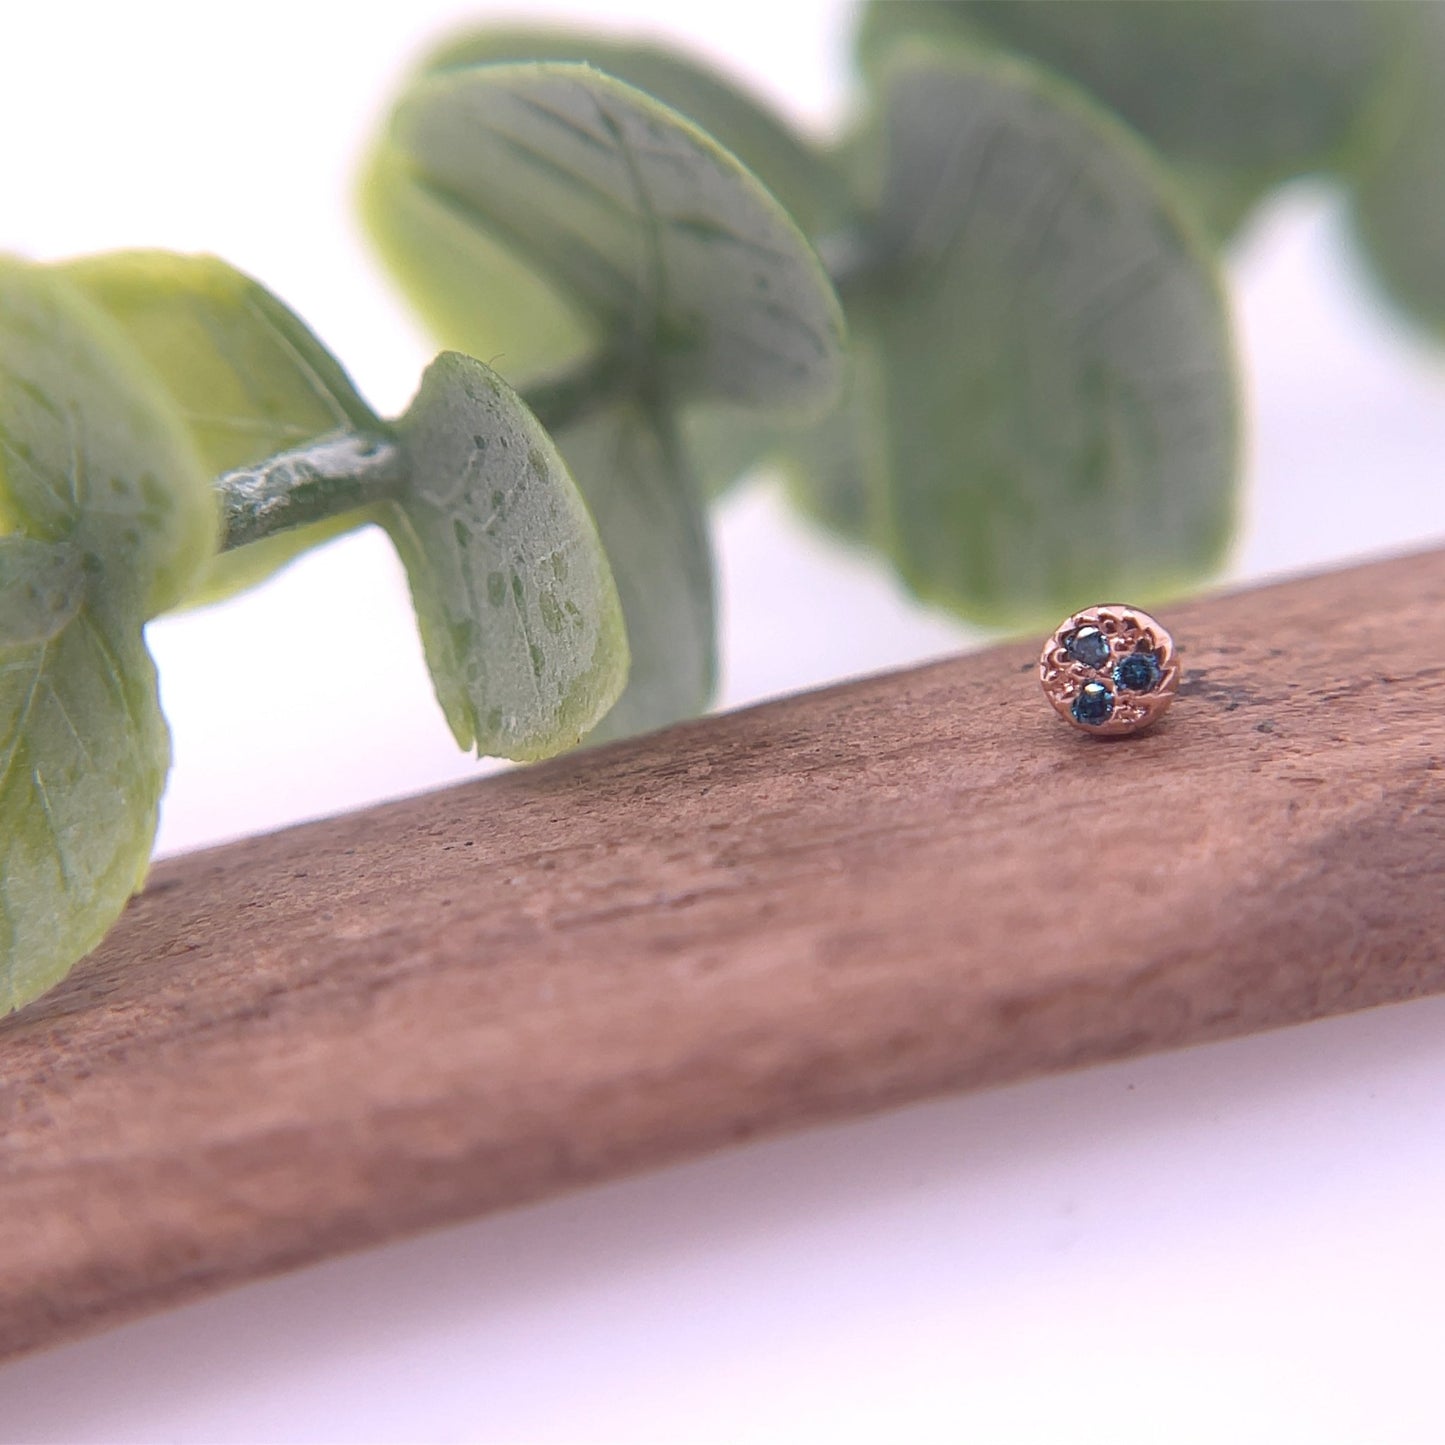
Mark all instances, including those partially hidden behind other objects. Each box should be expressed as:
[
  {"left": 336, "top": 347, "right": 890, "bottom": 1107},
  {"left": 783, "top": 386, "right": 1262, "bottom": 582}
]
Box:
[
  {"left": 0, "top": 640, "right": 49, "bottom": 799},
  {"left": 512, "top": 92, "right": 614, "bottom": 153},
  {"left": 30, "top": 764, "right": 78, "bottom": 895},
  {"left": 584, "top": 89, "right": 669, "bottom": 358}
]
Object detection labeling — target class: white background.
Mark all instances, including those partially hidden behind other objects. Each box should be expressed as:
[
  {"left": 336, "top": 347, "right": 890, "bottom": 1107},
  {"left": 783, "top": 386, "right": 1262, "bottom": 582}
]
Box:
[{"left": 3, "top": 2, "right": 1445, "bottom": 1441}]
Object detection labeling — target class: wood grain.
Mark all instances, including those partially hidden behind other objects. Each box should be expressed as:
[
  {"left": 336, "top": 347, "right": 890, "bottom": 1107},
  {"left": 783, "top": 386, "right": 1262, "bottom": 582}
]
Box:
[{"left": 2, "top": 546, "right": 1443, "bottom": 1361}]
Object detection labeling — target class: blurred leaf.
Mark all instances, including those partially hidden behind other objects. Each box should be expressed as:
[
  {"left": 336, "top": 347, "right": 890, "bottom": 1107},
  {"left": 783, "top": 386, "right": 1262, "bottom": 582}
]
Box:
[
  {"left": 859, "top": 0, "right": 1400, "bottom": 239},
  {"left": 403, "top": 36, "right": 850, "bottom": 499},
  {"left": 1162, "top": 167, "right": 1270, "bottom": 246},
  {"left": 830, "top": 49, "right": 1239, "bottom": 626},
  {"left": 366, "top": 62, "right": 846, "bottom": 732},
  {"left": 0, "top": 259, "right": 215, "bottom": 1012},
  {"left": 60, "top": 252, "right": 379, "bottom": 464},
  {"left": 0, "top": 534, "right": 84, "bottom": 648},
  {"left": 362, "top": 137, "right": 594, "bottom": 386},
  {"left": 367, "top": 62, "right": 844, "bottom": 411},
  {"left": 682, "top": 404, "right": 787, "bottom": 500},
  {"left": 0, "top": 259, "right": 215, "bottom": 614},
  {"left": 550, "top": 396, "right": 713, "bottom": 741},
  {"left": 364, "top": 39, "right": 846, "bottom": 398},
  {"left": 421, "top": 27, "right": 851, "bottom": 241},
  {"left": 61, "top": 250, "right": 384, "bottom": 606},
  {"left": 1347, "top": 5, "right": 1445, "bottom": 338},
  {"left": 171, "top": 517, "right": 364, "bottom": 607},
  {"left": 780, "top": 342, "right": 889, "bottom": 546},
  {"left": 384, "top": 351, "right": 628, "bottom": 760}
]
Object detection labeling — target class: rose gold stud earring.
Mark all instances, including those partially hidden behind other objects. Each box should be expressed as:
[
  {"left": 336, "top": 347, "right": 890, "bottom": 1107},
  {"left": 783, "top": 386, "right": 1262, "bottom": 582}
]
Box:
[{"left": 1039, "top": 604, "right": 1180, "bottom": 736}]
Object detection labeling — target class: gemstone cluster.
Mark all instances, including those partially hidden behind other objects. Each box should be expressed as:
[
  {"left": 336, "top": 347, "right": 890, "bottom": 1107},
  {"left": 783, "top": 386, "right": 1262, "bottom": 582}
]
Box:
[{"left": 1039, "top": 605, "right": 1179, "bottom": 736}]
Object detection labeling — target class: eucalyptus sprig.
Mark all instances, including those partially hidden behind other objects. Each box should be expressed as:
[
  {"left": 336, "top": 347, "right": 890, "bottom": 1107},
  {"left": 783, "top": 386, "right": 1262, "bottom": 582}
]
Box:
[
  {"left": 14, "top": 0, "right": 1421, "bottom": 1014},
  {"left": 857, "top": 0, "right": 1445, "bottom": 336},
  {"left": 362, "top": 59, "right": 847, "bottom": 735},
  {"left": 362, "top": 32, "right": 1241, "bottom": 631},
  {"left": 0, "top": 253, "right": 628, "bottom": 1012},
  {"left": 0, "top": 63, "right": 845, "bottom": 1013}
]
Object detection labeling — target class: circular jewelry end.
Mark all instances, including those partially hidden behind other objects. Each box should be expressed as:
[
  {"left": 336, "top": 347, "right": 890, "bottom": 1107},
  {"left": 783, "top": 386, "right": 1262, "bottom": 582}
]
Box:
[{"left": 1039, "top": 604, "right": 1179, "bottom": 736}]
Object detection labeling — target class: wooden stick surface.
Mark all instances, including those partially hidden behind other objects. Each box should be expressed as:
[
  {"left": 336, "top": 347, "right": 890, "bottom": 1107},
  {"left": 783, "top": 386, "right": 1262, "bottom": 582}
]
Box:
[{"left": 2, "top": 547, "right": 1443, "bottom": 1361}]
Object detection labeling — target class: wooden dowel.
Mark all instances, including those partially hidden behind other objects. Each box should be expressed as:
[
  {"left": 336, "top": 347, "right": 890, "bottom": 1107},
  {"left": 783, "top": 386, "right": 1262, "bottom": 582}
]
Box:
[{"left": 2, "top": 546, "right": 1442, "bottom": 1361}]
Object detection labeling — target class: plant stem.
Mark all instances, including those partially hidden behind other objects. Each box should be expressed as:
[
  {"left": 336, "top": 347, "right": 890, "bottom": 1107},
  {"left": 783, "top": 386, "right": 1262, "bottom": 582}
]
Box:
[
  {"left": 216, "top": 431, "right": 405, "bottom": 552},
  {"left": 522, "top": 350, "right": 633, "bottom": 434},
  {"left": 216, "top": 354, "right": 627, "bottom": 555},
  {"left": 816, "top": 222, "right": 885, "bottom": 302}
]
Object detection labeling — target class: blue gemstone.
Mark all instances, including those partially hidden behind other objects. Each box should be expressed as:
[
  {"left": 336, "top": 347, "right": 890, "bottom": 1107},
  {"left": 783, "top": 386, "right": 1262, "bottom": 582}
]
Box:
[
  {"left": 1072, "top": 682, "right": 1114, "bottom": 726},
  {"left": 1114, "top": 651, "right": 1162, "bottom": 693},
  {"left": 1063, "top": 626, "right": 1111, "bottom": 669}
]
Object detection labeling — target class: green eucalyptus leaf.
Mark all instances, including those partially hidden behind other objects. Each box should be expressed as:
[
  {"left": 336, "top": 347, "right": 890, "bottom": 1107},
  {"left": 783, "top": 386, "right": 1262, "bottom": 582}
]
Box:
[
  {"left": 0, "top": 259, "right": 215, "bottom": 1012},
  {"left": 0, "top": 258, "right": 215, "bottom": 615},
  {"left": 399, "top": 33, "right": 852, "bottom": 498},
  {"left": 682, "top": 404, "right": 787, "bottom": 500},
  {"left": 780, "top": 342, "right": 889, "bottom": 546},
  {"left": 362, "top": 136, "right": 592, "bottom": 386},
  {"left": 385, "top": 351, "right": 628, "bottom": 760},
  {"left": 174, "top": 518, "right": 366, "bottom": 607},
  {"left": 550, "top": 396, "right": 713, "bottom": 741},
  {"left": 839, "top": 49, "right": 1239, "bottom": 626},
  {"left": 1347, "top": 4, "right": 1445, "bottom": 338},
  {"left": 364, "top": 62, "right": 845, "bottom": 412},
  {"left": 61, "top": 250, "right": 384, "bottom": 607},
  {"left": 0, "top": 553, "right": 170, "bottom": 1013},
  {"left": 366, "top": 61, "right": 847, "bottom": 733},
  {"left": 859, "top": 0, "right": 1400, "bottom": 239},
  {"left": 420, "top": 27, "right": 851, "bottom": 239},
  {"left": 0, "top": 534, "right": 84, "bottom": 648},
  {"left": 1165, "top": 168, "right": 1271, "bottom": 248}
]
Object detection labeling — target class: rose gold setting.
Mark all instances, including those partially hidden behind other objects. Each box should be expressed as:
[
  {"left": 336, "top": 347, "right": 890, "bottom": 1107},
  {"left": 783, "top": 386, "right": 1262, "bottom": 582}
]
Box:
[{"left": 1039, "top": 604, "right": 1180, "bottom": 736}]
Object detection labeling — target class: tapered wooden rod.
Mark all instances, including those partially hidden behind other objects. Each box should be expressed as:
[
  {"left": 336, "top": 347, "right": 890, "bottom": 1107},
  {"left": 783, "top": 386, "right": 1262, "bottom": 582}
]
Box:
[{"left": 2, "top": 546, "right": 1443, "bottom": 1362}]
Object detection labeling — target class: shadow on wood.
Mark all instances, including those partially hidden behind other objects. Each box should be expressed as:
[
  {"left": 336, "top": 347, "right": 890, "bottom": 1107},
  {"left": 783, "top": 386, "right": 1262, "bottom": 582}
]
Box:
[{"left": 2, "top": 546, "right": 1442, "bottom": 1361}]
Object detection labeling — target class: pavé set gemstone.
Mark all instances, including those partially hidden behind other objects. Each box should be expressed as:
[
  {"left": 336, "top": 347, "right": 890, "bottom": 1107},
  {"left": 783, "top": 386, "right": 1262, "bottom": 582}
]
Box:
[
  {"left": 1114, "top": 650, "right": 1162, "bottom": 694},
  {"left": 1071, "top": 681, "right": 1113, "bottom": 726},
  {"left": 1063, "top": 625, "right": 1111, "bottom": 669},
  {"left": 1039, "top": 605, "right": 1179, "bottom": 736}
]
